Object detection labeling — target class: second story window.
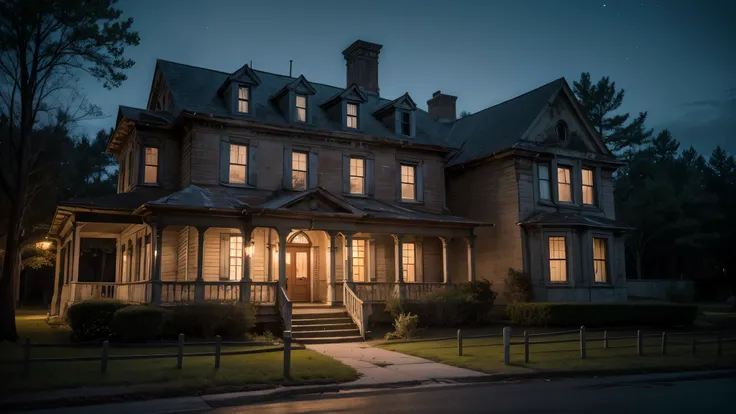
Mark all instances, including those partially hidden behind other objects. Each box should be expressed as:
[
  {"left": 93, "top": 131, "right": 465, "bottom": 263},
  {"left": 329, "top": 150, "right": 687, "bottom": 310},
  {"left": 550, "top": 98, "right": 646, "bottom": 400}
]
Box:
[
  {"left": 143, "top": 147, "right": 159, "bottom": 184},
  {"left": 347, "top": 103, "right": 358, "bottom": 129},
  {"left": 538, "top": 164, "right": 551, "bottom": 201},
  {"left": 582, "top": 168, "right": 595, "bottom": 205},
  {"left": 238, "top": 86, "right": 249, "bottom": 113},
  {"left": 400, "top": 111, "right": 411, "bottom": 136},
  {"left": 557, "top": 166, "right": 572, "bottom": 203},
  {"left": 400, "top": 164, "right": 416, "bottom": 201},
  {"left": 296, "top": 94, "right": 307, "bottom": 122},
  {"left": 292, "top": 151, "right": 308, "bottom": 190},
  {"left": 229, "top": 144, "right": 247, "bottom": 184},
  {"left": 349, "top": 157, "right": 365, "bottom": 194}
]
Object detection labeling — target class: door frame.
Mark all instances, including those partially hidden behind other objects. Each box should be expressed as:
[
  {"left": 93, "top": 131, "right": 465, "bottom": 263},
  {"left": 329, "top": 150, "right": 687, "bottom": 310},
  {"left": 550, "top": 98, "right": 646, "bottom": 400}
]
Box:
[{"left": 286, "top": 231, "right": 312, "bottom": 302}]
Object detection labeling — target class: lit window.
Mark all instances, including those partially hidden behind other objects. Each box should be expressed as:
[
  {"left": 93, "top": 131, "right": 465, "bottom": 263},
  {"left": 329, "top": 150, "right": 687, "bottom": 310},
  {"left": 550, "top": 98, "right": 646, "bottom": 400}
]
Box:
[
  {"left": 296, "top": 94, "right": 307, "bottom": 122},
  {"left": 557, "top": 166, "right": 572, "bottom": 203},
  {"left": 347, "top": 103, "right": 358, "bottom": 129},
  {"left": 400, "top": 164, "right": 416, "bottom": 200},
  {"left": 593, "top": 238, "right": 608, "bottom": 283},
  {"left": 538, "top": 164, "right": 551, "bottom": 201},
  {"left": 238, "top": 86, "right": 249, "bottom": 113},
  {"left": 549, "top": 237, "right": 567, "bottom": 282},
  {"left": 582, "top": 168, "right": 595, "bottom": 205},
  {"left": 292, "top": 151, "right": 308, "bottom": 190},
  {"left": 402, "top": 243, "right": 416, "bottom": 282},
  {"left": 229, "top": 144, "right": 247, "bottom": 184},
  {"left": 229, "top": 235, "right": 243, "bottom": 280},
  {"left": 143, "top": 147, "right": 158, "bottom": 184},
  {"left": 352, "top": 239, "right": 366, "bottom": 282},
  {"left": 349, "top": 157, "right": 365, "bottom": 194},
  {"left": 400, "top": 111, "right": 411, "bottom": 136}
]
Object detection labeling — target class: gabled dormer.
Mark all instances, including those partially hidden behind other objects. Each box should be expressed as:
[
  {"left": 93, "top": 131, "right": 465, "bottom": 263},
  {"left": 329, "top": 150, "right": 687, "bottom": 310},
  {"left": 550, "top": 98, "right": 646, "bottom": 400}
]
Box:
[
  {"left": 218, "top": 64, "right": 261, "bottom": 115},
  {"left": 270, "top": 75, "right": 317, "bottom": 124},
  {"left": 373, "top": 93, "right": 417, "bottom": 138},
  {"left": 320, "top": 84, "right": 368, "bottom": 131}
]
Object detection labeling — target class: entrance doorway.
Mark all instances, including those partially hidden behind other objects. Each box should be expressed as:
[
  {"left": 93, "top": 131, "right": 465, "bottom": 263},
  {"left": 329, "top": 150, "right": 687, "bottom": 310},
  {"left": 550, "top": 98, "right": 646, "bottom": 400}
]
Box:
[{"left": 286, "top": 232, "right": 311, "bottom": 302}]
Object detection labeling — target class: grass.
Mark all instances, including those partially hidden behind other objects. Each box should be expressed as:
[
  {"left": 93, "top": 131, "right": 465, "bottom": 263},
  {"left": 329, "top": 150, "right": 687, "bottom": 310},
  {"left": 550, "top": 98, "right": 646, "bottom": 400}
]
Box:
[
  {"left": 0, "top": 310, "right": 359, "bottom": 394},
  {"left": 379, "top": 330, "right": 736, "bottom": 374}
]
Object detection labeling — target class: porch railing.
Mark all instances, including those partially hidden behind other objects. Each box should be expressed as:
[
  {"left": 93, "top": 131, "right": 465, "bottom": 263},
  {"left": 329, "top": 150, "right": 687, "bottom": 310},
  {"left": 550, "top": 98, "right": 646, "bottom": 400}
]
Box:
[
  {"left": 159, "top": 281, "right": 278, "bottom": 305},
  {"left": 277, "top": 286, "right": 292, "bottom": 331},
  {"left": 352, "top": 282, "right": 448, "bottom": 302},
  {"left": 404, "top": 282, "right": 446, "bottom": 300},
  {"left": 249, "top": 281, "right": 278, "bottom": 304},
  {"left": 115, "top": 281, "right": 150, "bottom": 304},
  {"left": 74, "top": 282, "right": 117, "bottom": 301},
  {"left": 343, "top": 283, "right": 368, "bottom": 339}
]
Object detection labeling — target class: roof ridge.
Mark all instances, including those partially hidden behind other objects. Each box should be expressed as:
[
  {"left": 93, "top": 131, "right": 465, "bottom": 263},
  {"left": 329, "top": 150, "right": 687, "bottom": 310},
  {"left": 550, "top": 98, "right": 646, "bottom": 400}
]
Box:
[
  {"left": 156, "top": 58, "right": 232, "bottom": 75},
  {"left": 457, "top": 77, "right": 565, "bottom": 122}
]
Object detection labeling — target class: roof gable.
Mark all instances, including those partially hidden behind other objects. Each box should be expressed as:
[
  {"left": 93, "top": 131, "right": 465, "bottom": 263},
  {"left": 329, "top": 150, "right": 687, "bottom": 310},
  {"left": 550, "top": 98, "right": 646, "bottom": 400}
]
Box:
[
  {"left": 373, "top": 92, "right": 417, "bottom": 117},
  {"left": 260, "top": 187, "right": 363, "bottom": 215},
  {"left": 217, "top": 63, "right": 261, "bottom": 94},
  {"left": 271, "top": 74, "right": 317, "bottom": 100},
  {"left": 320, "top": 84, "right": 368, "bottom": 108}
]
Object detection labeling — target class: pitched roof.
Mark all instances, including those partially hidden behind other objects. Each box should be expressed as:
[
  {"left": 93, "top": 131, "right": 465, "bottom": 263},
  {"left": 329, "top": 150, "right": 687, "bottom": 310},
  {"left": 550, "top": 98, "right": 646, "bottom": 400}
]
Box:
[
  {"left": 60, "top": 188, "right": 174, "bottom": 211},
  {"left": 446, "top": 78, "right": 566, "bottom": 166},
  {"left": 156, "top": 59, "right": 453, "bottom": 148},
  {"left": 519, "top": 212, "right": 632, "bottom": 231}
]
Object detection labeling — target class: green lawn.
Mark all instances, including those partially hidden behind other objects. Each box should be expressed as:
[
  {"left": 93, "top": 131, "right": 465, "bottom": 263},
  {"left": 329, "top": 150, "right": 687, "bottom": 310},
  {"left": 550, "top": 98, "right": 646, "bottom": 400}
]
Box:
[
  {"left": 0, "top": 310, "right": 359, "bottom": 394},
  {"left": 379, "top": 331, "right": 736, "bottom": 374}
]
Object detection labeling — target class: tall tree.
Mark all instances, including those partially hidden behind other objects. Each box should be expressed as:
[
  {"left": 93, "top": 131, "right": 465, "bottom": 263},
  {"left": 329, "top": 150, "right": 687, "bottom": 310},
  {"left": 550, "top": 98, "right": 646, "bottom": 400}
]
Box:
[
  {"left": 573, "top": 72, "right": 652, "bottom": 154},
  {"left": 0, "top": 0, "right": 138, "bottom": 341}
]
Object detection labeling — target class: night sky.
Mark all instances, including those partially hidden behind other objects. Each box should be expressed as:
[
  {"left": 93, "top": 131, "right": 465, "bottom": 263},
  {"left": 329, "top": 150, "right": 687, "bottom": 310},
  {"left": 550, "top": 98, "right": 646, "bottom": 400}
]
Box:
[{"left": 77, "top": 0, "right": 735, "bottom": 155}]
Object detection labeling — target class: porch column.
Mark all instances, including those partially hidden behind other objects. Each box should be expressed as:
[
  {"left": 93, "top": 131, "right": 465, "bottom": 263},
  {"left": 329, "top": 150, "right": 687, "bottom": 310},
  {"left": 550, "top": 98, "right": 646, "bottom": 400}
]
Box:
[
  {"left": 393, "top": 234, "right": 406, "bottom": 302},
  {"left": 239, "top": 222, "right": 253, "bottom": 303},
  {"left": 50, "top": 237, "right": 63, "bottom": 315},
  {"left": 440, "top": 237, "right": 452, "bottom": 286},
  {"left": 266, "top": 229, "right": 273, "bottom": 282},
  {"left": 343, "top": 233, "right": 354, "bottom": 285},
  {"left": 69, "top": 223, "right": 82, "bottom": 303},
  {"left": 194, "top": 226, "right": 208, "bottom": 301},
  {"left": 151, "top": 223, "right": 164, "bottom": 305},
  {"left": 326, "top": 231, "right": 338, "bottom": 304},
  {"left": 466, "top": 236, "right": 476, "bottom": 282},
  {"left": 276, "top": 228, "right": 289, "bottom": 289}
]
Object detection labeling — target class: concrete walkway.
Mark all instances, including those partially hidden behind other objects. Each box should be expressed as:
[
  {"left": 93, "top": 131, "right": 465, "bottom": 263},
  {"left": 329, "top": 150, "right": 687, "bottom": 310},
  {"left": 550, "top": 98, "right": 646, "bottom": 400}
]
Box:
[{"left": 307, "top": 342, "right": 486, "bottom": 385}]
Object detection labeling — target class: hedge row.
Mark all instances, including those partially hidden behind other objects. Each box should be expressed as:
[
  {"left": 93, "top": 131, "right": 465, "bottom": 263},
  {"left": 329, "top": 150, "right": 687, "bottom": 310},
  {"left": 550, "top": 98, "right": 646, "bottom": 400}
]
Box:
[
  {"left": 506, "top": 302, "right": 698, "bottom": 327},
  {"left": 66, "top": 300, "right": 256, "bottom": 342}
]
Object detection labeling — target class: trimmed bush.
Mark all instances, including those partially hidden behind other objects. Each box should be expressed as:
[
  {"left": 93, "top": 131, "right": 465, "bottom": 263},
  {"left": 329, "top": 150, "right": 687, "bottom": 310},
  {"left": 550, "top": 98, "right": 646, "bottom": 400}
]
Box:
[
  {"left": 506, "top": 302, "right": 698, "bottom": 327},
  {"left": 385, "top": 313, "right": 419, "bottom": 340},
  {"left": 165, "top": 301, "right": 256, "bottom": 339},
  {"left": 66, "top": 299, "right": 128, "bottom": 341},
  {"left": 503, "top": 268, "right": 534, "bottom": 303},
  {"left": 113, "top": 305, "right": 169, "bottom": 342}
]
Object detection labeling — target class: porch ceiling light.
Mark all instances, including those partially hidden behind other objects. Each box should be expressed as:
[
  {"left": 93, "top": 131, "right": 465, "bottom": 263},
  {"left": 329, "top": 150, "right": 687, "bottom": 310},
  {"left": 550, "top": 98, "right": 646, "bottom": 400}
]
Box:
[{"left": 36, "top": 240, "right": 52, "bottom": 250}]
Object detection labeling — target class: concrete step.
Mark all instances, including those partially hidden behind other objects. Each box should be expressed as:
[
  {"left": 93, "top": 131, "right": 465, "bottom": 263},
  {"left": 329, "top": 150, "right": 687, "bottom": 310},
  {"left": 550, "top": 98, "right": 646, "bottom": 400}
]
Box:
[
  {"left": 293, "top": 328, "right": 360, "bottom": 338},
  {"left": 291, "top": 316, "right": 354, "bottom": 326},
  {"left": 292, "top": 311, "right": 349, "bottom": 320},
  {"left": 292, "top": 322, "right": 357, "bottom": 332},
  {"left": 294, "top": 335, "right": 364, "bottom": 344}
]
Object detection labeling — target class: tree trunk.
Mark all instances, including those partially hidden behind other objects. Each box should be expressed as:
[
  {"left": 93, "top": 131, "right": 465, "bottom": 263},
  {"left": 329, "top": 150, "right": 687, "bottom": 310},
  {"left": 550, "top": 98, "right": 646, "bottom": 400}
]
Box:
[{"left": 0, "top": 213, "right": 22, "bottom": 341}]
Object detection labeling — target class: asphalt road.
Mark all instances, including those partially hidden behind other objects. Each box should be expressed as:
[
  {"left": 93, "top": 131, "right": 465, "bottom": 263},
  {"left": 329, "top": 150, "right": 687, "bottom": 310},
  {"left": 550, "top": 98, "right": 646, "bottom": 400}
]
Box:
[{"left": 211, "top": 376, "right": 736, "bottom": 414}]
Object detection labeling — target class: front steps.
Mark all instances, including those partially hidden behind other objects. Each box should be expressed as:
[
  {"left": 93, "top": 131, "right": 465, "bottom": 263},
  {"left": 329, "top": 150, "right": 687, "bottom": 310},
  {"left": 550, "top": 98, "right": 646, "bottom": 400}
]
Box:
[{"left": 291, "top": 305, "right": 363, "bottom": 344}]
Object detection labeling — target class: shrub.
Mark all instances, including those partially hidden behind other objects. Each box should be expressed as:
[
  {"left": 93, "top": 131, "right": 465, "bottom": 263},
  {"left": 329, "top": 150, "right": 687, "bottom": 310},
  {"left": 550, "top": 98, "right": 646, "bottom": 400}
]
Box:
[
  {"left": 384, "top": 313, "right": 419, "bottom": 340},
  {"left": 66, "top": 299, "right": 128, "bottom": 341},
  {"left": 165, "top": 301, "right": 256, "bottom": 339},
  {"left": 113, "top": 305, "right": 169, "bottom": 342},
  {"left": 506, "top": 302, "right": 698, "bottom": 327},
  {"left": 503, "top": 268, "right": 534, "bottom": 303}
]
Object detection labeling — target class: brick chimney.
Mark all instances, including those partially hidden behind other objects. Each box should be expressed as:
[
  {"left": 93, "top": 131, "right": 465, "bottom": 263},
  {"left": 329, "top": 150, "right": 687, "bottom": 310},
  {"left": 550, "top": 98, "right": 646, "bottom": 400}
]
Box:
[
  {"left": 427, "top": 91, "right": 458, "bottom": 122},
  {"left": 343, "top": 40, "right": 382, "bottom": 94}
]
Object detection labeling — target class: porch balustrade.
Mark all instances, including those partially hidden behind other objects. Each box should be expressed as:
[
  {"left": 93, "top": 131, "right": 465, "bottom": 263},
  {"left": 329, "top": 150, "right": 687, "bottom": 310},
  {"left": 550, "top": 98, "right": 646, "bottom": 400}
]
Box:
[
  {"left": 351, "top": 281, "right": 447, "bottom": 303},
  {"left": 74, "top": 282, "right": 117, "bottom": 301}
]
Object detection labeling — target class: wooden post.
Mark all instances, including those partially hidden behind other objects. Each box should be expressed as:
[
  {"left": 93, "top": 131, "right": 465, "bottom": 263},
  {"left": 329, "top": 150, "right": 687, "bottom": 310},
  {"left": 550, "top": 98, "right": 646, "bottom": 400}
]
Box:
[
  {"left": 691, "top": 339, "right": 697, "bottom": 355},
  {"left": 503, "top": 326, "right": 511, "bottom": 365},
  {"left": 580, "top": 326, "right": 587, "bottom": 359},
  {"left": 603, "top": 330, "right": 608, "bottom": 349},
  {"left": 661, "top": 332, "right": 667, "bottom": 356},
  {"left": 177, "top": 333, "right": 185, "bottom": 369},
  {"left": 637, "top": 330, "right": 643, "bottom": 356},
  {"left": 101, "top": 340, "right": 109, "bottom": 374},
  {"left": 523, "top": 331, "right": 529, "bottom": 363},
  {"left": 717, "top": 335, "right": 722, "bottom": 357},
  {"left": 283, "top": 330, "right": 292, "bottom": 378},
  {"left": 215, "top": 335, "right": 222, "bottom": 369},
  {"left": 23, "top": 338, "right": 31, "bottom": 376},
  {"left": 457, "top": 329, "right": 463, "bottom": 357}
]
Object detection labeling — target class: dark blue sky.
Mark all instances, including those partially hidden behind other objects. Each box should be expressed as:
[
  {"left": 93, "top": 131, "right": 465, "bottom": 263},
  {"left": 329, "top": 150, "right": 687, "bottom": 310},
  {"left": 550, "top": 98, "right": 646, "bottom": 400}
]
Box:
[{"left": 78, "top": 0, "right": 735, "bottom": 154}]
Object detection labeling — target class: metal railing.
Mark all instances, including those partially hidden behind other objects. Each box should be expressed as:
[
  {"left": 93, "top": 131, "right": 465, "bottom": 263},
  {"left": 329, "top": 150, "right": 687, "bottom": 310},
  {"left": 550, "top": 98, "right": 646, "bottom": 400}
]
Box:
[
  {"left": 343, "top": 283, "right": 368, "bottom": 339},
  {"left": 278, "top": 286, "right": 292, "bottom": 332}
]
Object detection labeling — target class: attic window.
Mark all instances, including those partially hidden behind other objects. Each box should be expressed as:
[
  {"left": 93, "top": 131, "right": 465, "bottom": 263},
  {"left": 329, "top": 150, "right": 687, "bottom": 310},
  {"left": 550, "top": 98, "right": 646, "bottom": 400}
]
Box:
[
  {"left": 400, "top": 111, "right": 411, "bottom": 136},
  {"left": 238, "top": 86, "right": 250, "bottom": 113},
  {"left": 296, "top": 94, "right": 307, "bottom": 122},
  {"left": 556, "top": 120, "right": 568, "bottom": 141},
  {"left": 347, "top": 103, "right": 359, "bottom": 129}
]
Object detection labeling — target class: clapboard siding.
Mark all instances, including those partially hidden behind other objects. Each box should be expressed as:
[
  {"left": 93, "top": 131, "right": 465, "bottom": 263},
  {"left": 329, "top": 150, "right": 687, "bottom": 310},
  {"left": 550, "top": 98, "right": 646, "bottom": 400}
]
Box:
[
  {"left": 160, "top": 226, "right": 181, "bottom": 281},
  {"left": 177, "top": 226, "right": 189, "bottom": 281}
]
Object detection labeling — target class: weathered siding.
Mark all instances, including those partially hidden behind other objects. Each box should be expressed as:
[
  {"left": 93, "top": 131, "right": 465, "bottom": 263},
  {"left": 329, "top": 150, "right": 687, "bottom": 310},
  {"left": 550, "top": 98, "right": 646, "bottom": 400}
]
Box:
[{"left": 180, "top": 130, "right": 192, "bottom": 187}]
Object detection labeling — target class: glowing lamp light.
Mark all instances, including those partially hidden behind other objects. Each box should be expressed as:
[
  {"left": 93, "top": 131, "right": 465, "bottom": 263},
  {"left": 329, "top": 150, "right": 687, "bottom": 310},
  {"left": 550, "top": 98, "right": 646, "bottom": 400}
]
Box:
[{"left": 36, "top": 240, "right": 52, "bottom": 250}]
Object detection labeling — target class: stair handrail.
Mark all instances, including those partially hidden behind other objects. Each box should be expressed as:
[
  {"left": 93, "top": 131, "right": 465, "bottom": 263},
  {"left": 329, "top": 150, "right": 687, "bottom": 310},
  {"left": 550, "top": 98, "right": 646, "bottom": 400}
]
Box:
[
  {"left": 278, "top": 285, "right": 292, "bottom": 332},
  {"left": 343, "top": 282, "right": 366, "bottom": 339}
]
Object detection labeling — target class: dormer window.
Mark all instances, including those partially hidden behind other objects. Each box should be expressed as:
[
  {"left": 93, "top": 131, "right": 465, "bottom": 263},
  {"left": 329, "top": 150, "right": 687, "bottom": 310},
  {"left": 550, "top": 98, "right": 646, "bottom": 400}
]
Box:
[
  {"left": 347, "top": 103, "right": 359, "bottom": 129},
  {"left": 400, "top": 111, "right": 411, "bottom": 136},
  {"left": 296, "top": 94, "right": 307, "bottom": 122},
  {"left": 238, "top": 86, "right": 250, "bottom": 113}
]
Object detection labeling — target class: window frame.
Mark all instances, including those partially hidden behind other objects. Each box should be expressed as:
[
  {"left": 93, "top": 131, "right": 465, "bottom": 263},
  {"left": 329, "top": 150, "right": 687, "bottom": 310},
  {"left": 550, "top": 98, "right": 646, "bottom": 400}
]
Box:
[
  {"left": 291, "top": 150, "right": 308, "bottom": 191},
  {"left": 143, "top": 146, "right": 159, "bottom": 185},
  {"left": 402, "top": 242, "right": 416, "bottom": 283},
  {"left": 295, "top": 94, "right": 307, "bottom": 123},
  {"left": 547, "top": 236, "right": 568, "bottom": 283},
  {"left": 556, "top": 120, "right": 568, "bottom": 141},
  {"left": 400, "top": 163, "right": 417, "bottom": 201},
  {"left": 352, "top": 239, "right": 367, "bottom": 282},
  {"left": 557, "top": 165, "right": 573, "bottom": 203},
  {"left": 582, "top": 167, "right": 596, "bottom": 206},
  {"left": 399, "top": 110, "right": 411, "bottom": 136},
  {"left": 349, "top": 157, "right": 366, "bottom": 195},
  {"left": 228, "top": 143, "right": 248, "bottom": 185},
  {"left": 538, "top": 163, "right": 552, "bottom": 201},
  {"left": 228, "top": 235, "right": 243, "bottom": 281},
  {"left": 593, "top": 237, "right": 609, "bottom": 284},
  {"left": 346, "top": 102, "right": 359, "bottom": 129},
  {"left": 237, "top": 85, "right": 250, "bottom": 114}
]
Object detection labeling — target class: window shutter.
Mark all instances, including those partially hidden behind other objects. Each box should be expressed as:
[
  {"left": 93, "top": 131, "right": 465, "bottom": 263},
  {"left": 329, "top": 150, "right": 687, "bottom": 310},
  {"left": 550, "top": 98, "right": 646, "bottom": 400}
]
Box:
[
  {"left": 395, "top": 163, "right": 402, "bottom": 201},
  {"left": 365, "top": 158, "right": 374, "bottom": 196},
  {"left": 308, "top": 152, "right": 318, "bottom": 188},
  {"left": 342, "top": 155, "right": 350, "bottom": 194},
  {"left": 416, "top": 164, "right": 424, "bottom": 202},
  {"left": 247, "top": 145, "right": 258, "bottom": 186},
  {"left": 220, "top": 141, "right": 230, "bottom": 183},
  {"left": 415, "top": 241, "right": 424, "bottom": 282},
  {"left": 369, "top": 239, "right": 376, "bottom": 282},
  {"left": 282, "top": 148, "right": 291, "bottom": 189},
  {"left": 219, "top": 234, "right": 230, "bottom": 281}
]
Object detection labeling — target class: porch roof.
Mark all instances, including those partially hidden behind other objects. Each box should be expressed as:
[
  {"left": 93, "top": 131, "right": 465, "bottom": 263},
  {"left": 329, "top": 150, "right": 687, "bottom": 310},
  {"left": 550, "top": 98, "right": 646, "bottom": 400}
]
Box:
[{"left": 518, "top": 212, "right": 633, "bottom": 231}]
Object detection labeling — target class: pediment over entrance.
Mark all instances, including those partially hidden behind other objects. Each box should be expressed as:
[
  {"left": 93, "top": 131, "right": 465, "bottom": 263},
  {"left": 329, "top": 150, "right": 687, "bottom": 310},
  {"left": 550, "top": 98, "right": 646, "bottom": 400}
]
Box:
[{"left": 261, "top": 187, "right": 364, "bottom": 215}]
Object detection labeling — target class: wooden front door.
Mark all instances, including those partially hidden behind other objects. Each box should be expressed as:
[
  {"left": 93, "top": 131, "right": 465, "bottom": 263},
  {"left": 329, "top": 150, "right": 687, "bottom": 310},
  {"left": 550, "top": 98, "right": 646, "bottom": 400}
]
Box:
[{"left": 286, "top": 247, "right": 311, "bottom": 302}]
